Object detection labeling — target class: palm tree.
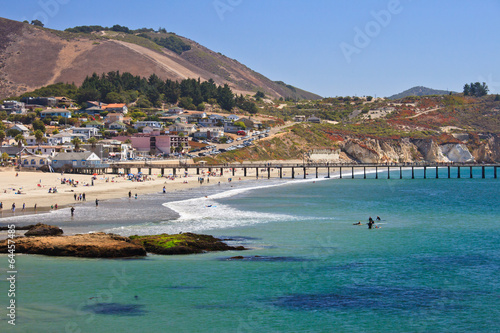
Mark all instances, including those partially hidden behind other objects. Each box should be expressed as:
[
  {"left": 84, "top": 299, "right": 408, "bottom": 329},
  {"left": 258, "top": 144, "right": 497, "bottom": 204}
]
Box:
[
  {"left": 34, "top": 130, "right": 46, "bottom": 153},
  {"left": 14, "top": 134, "right": 26, "bottom": 168},
  {"left": 88, "top": 137, "right": 98, "bottom": 149},
  {"left": 71, "top": 137, "right": 82, "bottom": 152}
]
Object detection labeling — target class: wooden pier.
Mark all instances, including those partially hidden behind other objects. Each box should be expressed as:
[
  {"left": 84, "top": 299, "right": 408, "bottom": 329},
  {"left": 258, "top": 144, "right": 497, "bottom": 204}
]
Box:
[{"left": 93, "top": 162, "right": 499, "bottom": 180}]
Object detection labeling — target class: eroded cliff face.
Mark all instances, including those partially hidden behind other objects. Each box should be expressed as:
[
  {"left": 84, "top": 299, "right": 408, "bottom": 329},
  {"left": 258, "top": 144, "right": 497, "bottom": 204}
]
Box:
[
  {"left": 327, "top": 135, "right": 499, "bottom": 164},
  {"left": 470, "top": 136, "right": 500, "bottom": 163}
]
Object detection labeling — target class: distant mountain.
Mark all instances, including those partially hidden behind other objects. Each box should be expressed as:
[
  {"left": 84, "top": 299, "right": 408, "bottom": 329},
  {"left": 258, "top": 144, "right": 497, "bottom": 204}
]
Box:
[
  {"left": 388, "top": 86, "right": 456, "bottom": 100},
  {"left": 0, "top": 17, "right": 322, "bottom": 100}
]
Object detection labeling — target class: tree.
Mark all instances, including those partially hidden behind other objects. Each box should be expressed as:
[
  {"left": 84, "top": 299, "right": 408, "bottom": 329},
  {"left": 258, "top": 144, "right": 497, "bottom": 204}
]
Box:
[
  {"left": 34, "top": 130, "right": 45, "bottom": 148},
  {"left": 71, "top": 137, "right": 82, "bottom": 152},
  {"left": 254, "top": 91, "right": 265, "bottom": 99},
  {"left": 463, "top": 83, "right": 470, "bottom": 96},
  {"left": 0, "top": 130, "right": 5, "bottom": 144},
  {"left": 217, "top": 84, "right": 235, "bottom": 111},
  {"left": 495, "top": 94, "right": 500, "bottom": 101},
  {"left": 366, "top": 96, "right": 373, "bottom": 101},
  {"left": 87, "top": 137, "right": 98, "bottom": 149},
  {"left": 32, "top": 119, "right": 46, "bottom": 133},
  {"left": 31, "top": 19, "right": 44, "bottom": 27},
  {"left": 105, "top": 91, "right": 124, "bottom": 103},
  {"left": 14, "top": 134, "right": 26, "bottom": 148},
  {"left": 1, "top": 152, "right": 9, "bottom": 162}
]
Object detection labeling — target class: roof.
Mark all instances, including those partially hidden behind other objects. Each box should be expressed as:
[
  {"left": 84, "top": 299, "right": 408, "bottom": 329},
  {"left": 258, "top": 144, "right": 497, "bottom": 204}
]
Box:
[
  {"left": 12, "top": 124, "right": 29, "bottom": 131},
  {"left": 53, "top": 152, "right": 98, "bottom": 160},
  {"left": 104, "top": 104, "right": 126, "bottom": 109},
  {"left": 41, "top": 109, "right": 70, "bottom": 113}
]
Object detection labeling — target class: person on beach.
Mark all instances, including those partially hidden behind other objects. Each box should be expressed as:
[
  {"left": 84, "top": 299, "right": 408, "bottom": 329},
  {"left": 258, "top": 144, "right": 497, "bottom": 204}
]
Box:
[
  {"left": 353, "top": 221, "right": 362, "bottom": 225},
  {"left": 135, "top": 193, "right": 138, "bottom": 199},
  {"left": 0, "top": 202, "right": 2, "bottom": 210},
  {"left": 129, "top": 191, "right": 132, "bottom": 198},
  {"left": 11, "top": 203, "right": 15, "bottom": 213},
  {"left": 95, "top": 199, "right": 99, "bottom": 207},
  {"left": 55, "top": 204, "right": 58, "bottom": 209},
  {"left": 83, "top": 193, "right": 86, "bottom": 201},
  {"left": 376, "top": 216, "right": 381, "bottom": 221},
  {"left": 34, "top": 204, "right": 37, "bottom": 211},
  {"left": 74, "top": 193, "right": 77, "bottom": 201},
  {"left": 22, "top": 203, "right": 25, "bottom": 211},
  {"left": 70, "top": 206, "right": 75, "bottom": 216},
  {"left": 163, "top": 186, "right": 166, "bottom": 194}
]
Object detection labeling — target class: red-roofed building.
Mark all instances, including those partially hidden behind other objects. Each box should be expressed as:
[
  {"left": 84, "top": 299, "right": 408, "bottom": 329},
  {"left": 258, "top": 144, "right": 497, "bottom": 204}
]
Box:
[{"left": 103, "top": 103, "right": 128, "bottom": 114}]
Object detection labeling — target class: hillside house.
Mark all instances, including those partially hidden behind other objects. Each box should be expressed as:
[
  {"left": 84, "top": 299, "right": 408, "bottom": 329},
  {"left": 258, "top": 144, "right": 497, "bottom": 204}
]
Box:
[
  {"left": 3, "top": 101, "right": 26, "bottom": 114},
  {"left": 168, "top": 123, "right": 197, "bottom": 136},
  {"left": 103, "top": 103, "right": 128, "bottom": 114},
  {"left": 10, "top": 124, "right": 30, "bottom": 136},
  {"left": 168, "top": 107, "right": 184, "bottom": 115},
  {"left": 134, "top": 121, "right": 163, "bottom": 130},
  {"left": 194, "top": 127, "right": 224, "bottom": 139},
  {"left": 40, "top": 109, "right": 72, "bottom": 119},
  {"left": 21, "top": 97, "right": 57, "bottom": 107},
  {"left": 109, "top": 121, "right": 127, "bottom": 130},
  {"left": 72, "top": 127, "right": 98, "bottom": 140}
]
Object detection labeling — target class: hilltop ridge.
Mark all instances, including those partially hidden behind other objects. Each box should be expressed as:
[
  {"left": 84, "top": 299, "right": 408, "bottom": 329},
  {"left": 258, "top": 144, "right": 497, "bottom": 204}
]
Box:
[{"left": 0, "top": 17, "right": 321, "bottom": 100}]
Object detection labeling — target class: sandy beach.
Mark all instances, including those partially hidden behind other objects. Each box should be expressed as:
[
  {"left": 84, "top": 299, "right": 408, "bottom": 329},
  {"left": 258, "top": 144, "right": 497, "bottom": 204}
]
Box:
[{"left": 0, "top": 163, "right": 303, "bottom": 219}]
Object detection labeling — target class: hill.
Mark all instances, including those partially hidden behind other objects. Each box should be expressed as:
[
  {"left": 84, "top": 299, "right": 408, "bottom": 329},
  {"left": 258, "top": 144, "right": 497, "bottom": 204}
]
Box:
[
  {"left": 0, "top": 18, "right": 321, "bottom": 100},
  {"left": 388, "top": 86, "right": 455, "bottom": 100}
]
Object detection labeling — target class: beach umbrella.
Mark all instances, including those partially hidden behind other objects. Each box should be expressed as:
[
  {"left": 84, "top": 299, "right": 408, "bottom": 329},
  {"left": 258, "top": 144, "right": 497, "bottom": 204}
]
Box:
[{"left": 92, "top": 173, "right": 98, "bottom": 176}]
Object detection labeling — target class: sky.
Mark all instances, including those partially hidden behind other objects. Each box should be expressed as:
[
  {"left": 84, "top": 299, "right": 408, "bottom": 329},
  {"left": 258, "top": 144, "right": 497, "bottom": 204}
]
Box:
[{"left": 2, "top": 0, "right": 500, "bottom": 98}]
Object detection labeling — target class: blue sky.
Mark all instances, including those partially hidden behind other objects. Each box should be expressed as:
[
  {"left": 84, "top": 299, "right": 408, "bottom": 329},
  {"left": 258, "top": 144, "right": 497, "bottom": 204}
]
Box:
[{"left": 2, "top": 0, "right": 500, "bottom": 97}]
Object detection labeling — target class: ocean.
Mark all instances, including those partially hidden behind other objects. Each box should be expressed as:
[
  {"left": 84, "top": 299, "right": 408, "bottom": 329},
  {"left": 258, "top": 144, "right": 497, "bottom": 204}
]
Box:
[{"left": 1, "top": 167, "right": 499, "bottom": 332}]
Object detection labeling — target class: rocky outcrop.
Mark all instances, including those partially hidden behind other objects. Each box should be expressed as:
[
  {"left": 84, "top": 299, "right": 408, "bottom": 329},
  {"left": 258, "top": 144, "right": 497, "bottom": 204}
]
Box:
[
  {"left": 334, "top": 135, "right": 500, "bottom": 164},
  {"left": 24, "top": 223, "right": 63, "bottom": 237},
  {"left": 129, "top": 233, "right": 246, "bottom": 255},
  {"left": 440, "top": 144, "right": 474, "bottom": 162},
  {"left": 0, "top": 232, "right": 147, "bottom": 258},
  {"left": 470, "top": 135, "right": 500, "bottom": 163}
]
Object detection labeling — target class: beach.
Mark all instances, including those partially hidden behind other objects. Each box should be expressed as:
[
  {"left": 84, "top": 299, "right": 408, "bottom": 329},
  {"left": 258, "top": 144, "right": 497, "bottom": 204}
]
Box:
[{"left": 0, "top": 161, "right": 318, "bottom": 219}]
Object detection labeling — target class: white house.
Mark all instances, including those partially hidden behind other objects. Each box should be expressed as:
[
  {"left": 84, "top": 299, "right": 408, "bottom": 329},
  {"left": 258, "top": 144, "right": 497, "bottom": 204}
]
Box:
[
  {"left": 194, "top": 127, "right": 225, "bottom": 139},
  {"left": 72, "top": 127, "right": 99, "bottom": 140},
  {"left": 168, "top": 123, "right": 197, "bottom": 136},
  {"left": 134, "top": 121, "right": 163, "bottom": 130},
  {"left": 168, "top": 107, "right": 184, "bottom": 114},
  {"left": 10, "top": 124, "right": 30, "bottom": 136},
  {"left": 109, "top": 121, "right": 127, "bottom": 130}
]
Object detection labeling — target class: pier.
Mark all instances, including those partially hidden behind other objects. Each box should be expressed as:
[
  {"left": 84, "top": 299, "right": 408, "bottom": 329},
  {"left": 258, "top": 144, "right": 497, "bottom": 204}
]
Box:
[{"left": 90, "top": 162, "right": 499, "bottom": 180}]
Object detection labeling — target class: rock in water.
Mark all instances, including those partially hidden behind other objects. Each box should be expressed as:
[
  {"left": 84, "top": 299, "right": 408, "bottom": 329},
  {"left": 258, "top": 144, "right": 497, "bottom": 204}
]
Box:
[
  {"left": 0, "top": 232, "right": 147, "bottom": 258},
  {"left": 24, "top": 223, "right": 63, "bottom": 236}
]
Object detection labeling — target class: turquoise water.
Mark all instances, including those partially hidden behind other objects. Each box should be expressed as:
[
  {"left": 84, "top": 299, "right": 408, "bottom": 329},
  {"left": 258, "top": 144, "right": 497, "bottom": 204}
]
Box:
[{"left": 1, "top": 168, "right": 499, "bottom": 332}]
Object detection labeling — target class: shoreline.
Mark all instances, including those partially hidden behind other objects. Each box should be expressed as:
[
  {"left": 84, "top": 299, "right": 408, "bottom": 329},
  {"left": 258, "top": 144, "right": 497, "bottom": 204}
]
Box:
[{"left": 0, "top": 165, "right": 390, "bottom": 223}]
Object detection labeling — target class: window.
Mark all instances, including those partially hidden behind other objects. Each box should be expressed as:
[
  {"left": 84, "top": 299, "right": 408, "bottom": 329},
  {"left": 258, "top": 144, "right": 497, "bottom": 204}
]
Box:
[{"left": 31, "top": 159, "right": 36, "bottom": 165}]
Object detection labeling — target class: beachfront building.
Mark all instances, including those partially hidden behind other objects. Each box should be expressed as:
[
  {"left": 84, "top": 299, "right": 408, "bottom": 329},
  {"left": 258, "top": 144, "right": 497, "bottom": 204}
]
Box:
[
  {"left": 40, "top": 109, "right": 72, "bottom": 119},
  {"left": 50, "top": 151, "right": 105, "bottom": 170},
  {"left": 20, "top": 153, "right": 51, "bottom": 168},
  {"left": 116, "top": 134, "right": 189, "bottom": 156},
  {"left": 307, "top": 116, "right": 321, "bottom": 123}
]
